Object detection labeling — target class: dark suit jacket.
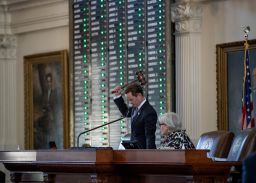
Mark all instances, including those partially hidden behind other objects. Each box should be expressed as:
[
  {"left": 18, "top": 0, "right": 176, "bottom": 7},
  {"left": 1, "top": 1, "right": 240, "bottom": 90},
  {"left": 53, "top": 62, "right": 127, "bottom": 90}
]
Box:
[
  {"left": 242, "top": 152, "right": 256, "bottom": 183},
  {"left": 114, "top": 96, "right": 157, "bottom": 149}
]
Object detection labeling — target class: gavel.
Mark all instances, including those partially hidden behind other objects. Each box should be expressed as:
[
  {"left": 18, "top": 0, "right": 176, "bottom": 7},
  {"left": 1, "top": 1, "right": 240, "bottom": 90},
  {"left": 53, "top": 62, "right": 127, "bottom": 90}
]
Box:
[{"left": 111, "top": 70, "right": 147, "bottom": 94}]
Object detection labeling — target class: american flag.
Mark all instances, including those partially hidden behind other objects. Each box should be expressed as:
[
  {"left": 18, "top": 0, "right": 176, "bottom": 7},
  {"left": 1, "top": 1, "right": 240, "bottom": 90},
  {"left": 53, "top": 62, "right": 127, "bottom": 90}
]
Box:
[{"left": 242, "top": 42, "right": 255, "bottom": 130}]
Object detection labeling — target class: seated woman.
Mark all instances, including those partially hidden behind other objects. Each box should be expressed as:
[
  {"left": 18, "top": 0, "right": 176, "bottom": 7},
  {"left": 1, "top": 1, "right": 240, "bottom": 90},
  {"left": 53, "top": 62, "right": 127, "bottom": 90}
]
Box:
[{"left": 158, "top": 112, "right": 195, "bottom": 149}]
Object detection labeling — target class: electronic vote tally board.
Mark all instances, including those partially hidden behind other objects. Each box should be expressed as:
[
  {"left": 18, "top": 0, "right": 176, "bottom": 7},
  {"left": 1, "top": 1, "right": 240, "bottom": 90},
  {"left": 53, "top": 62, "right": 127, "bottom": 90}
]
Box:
[{"left": 71, "top": 0, "right": 172, "bottom": 148}]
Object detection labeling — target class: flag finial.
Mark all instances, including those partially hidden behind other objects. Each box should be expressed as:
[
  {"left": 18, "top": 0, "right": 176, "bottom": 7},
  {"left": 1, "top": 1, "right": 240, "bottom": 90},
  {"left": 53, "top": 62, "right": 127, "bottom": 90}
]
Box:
[{"left": 242, "top": 25, "right": 250, "bottom": 41}]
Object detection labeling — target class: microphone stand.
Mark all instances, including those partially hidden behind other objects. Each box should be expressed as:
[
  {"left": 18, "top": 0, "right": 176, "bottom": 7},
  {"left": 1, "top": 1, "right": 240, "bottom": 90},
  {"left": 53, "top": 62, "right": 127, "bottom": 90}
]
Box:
[{"left": 76, "top": 117, "right": 125, "bottom": 147}]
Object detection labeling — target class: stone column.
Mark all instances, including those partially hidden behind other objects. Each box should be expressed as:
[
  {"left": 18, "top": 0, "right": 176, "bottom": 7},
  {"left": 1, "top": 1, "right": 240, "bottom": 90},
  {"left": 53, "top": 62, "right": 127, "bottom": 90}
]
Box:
[
  {"left": 0, "top": 35, "right": 17, "bottom": 149},
  {"left": 171, "top": 0, "right": 203, "bottom": 142}
]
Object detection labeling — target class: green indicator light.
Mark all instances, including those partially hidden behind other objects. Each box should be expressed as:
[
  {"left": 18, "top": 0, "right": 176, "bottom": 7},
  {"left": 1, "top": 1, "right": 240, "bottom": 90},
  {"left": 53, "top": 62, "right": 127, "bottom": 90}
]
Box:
[
  {"left": 139, "top": 31, "right": 141, "bottom": 34},
  {"left": 102, "top": 111, "right": 105, "bottom": 114},
  {"left": 83, "top": 18, "right": 86, "bottom": 21},
  {"left": 139, "top": 58, "right": 142, "bottom": 61},
  {"left": 159, "top": 16, "right": 162, "bottom": 19},
  {"left": 119, "top": 28, "right": 122, "bottom": 31},
  {"left": 160, "top": 78, "right": 162, "bottom": 82},
  {"left": 101, "top": 100, "right": 105, "bottom": 103},
  {"left": 84, "top": 96, "right": 87, "bottom": 99},
  {"left": 120, "top": 82, "right": 123, "bottom": 85},
  {"left": 159, "top": 39, "right": 162, "bottom": 41},
  {"left": 101, "top": 41, "right": 104, "bottom": 45},
  {"left": 101, "top": 15, "right": 104, "bottom": 18},
  {"left": 160, "top": 90, "right": 163, "bottom": 93},
  {"left": 119, "top": 23, "right": 122, "bottom": 26},
  {"left": 84, "top": 80, "right": 87, "bottom": 83},
  {"left": 159, "top": 10, "right": 162, "bottom": 13},
  {"left": 160, "top": 84, "right": 162, "bottom": 87},
  {"left": 83, "top": 29, "right": 86, "bottom": 32},
  {"left": 101, "top": 31, "right": 104, "bottom": 34},
  {"left": 159, "top": 27, "right": 162, "bottom": 30},
  {"left": 139, "top": 25, "right": 141, "bottom": 28},
  {"left": 119, "top": 66, "right": 122, "bottom": 69},
  {"left": 119, "top": 50, "right": 122, "bottom": 53},
  {"left": 101, "top": 106, "right": 105, "bottom": 109},
  {"left": 119, "top": 55, "right": 122, "bottom": 58},
  {"left": 159, "top": 33, "right": 162, "bottom": 36},
  {"left": 119, "top": 39, "right": 122, "bottom": 42},
  {"left": 139, "top": 64, "right": 142, "bottom": 67},
  {"left": 84, "top": 112, "right": 87, "bottom": 115}
]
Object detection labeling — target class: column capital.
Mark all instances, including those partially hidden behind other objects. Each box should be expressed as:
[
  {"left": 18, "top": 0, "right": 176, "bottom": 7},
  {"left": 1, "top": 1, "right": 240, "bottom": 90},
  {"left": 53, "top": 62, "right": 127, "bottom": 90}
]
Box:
[
  {"left": 171, "top": 1, "right": 203, "bottom": 34},
  {"left": 0, "top": 35, "right": 17, "bottom": 60}
]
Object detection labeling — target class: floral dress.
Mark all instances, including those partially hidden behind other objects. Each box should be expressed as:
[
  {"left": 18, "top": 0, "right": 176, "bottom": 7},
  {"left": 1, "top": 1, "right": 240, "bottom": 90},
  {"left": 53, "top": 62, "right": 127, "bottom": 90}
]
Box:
[{"left": 159, "top": 130, "right": 195, "bottom": 150}]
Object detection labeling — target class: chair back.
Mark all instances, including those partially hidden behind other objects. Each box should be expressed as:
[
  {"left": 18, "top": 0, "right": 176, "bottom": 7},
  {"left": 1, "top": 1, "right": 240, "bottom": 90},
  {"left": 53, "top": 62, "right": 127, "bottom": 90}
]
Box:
[
  {"left": 227, "top": 128, "right": 256, "bottom": 161},
  {"left": 196, "top": 131, "right": 234, "bottom": 158}
]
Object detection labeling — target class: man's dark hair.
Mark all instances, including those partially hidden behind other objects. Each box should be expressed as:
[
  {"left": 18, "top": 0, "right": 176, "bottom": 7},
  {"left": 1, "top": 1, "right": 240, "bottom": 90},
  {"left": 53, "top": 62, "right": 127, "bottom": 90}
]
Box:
[
  {"left": 125, "top": 83, "right": 144, "bottom": 96},
  {"left": 45, "top": 73, "right": 52, "bottom": 80}
]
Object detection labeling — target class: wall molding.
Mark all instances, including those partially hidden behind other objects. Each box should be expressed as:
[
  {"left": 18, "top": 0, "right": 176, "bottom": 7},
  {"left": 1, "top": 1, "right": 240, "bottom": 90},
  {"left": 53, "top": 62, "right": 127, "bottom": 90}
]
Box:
[{"left": 1, "top": 0, "right": 69, "bottom": 34}]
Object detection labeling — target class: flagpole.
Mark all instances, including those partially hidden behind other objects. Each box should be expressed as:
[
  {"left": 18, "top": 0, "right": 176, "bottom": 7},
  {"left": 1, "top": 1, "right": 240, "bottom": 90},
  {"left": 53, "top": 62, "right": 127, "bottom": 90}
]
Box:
[{"left": 241, "top": 26, "right": 255, "bottom": 130}]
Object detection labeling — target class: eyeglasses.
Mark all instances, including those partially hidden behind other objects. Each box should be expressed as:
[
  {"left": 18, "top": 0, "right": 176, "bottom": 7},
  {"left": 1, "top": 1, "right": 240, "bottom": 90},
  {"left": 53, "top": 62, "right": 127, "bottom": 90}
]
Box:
[{"left": 159, "top": 123, "right": 166, "bottom": 126}]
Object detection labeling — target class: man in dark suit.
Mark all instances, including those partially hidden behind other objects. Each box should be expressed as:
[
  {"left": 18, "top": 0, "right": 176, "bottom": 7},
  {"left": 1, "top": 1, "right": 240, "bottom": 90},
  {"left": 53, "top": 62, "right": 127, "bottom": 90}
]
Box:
[
  {"left": 242, "top": 152, "right": 256, "bottom": 183},
  {"left": 113, "top": 83, "right": 157, "bottom": 149}
]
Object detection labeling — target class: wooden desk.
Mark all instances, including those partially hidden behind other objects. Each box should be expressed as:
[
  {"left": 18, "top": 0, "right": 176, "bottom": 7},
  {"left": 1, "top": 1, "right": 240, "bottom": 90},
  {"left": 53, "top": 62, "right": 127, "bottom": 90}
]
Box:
[{"left": 0, "top": 149, "right": 240, "bottom": 183}]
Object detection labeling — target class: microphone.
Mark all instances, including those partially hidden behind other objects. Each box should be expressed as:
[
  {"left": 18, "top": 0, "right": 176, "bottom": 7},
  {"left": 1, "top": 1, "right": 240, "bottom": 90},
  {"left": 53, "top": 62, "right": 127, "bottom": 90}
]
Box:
[{"left": 76, "top": 117, "right": 125, "bottom": 147}]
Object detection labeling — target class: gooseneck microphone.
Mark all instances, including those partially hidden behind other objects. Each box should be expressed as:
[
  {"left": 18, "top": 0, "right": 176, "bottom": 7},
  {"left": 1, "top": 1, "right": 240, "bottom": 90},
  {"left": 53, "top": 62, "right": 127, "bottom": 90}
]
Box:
[{"left": 77, "top": 117, "right": 125, "bottom": 147}]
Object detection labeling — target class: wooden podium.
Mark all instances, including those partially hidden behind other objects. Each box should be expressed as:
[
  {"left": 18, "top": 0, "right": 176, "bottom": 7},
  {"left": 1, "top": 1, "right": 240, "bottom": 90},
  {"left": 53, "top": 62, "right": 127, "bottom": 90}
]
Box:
[{"left": 0, "top": 149, "right": 239, "bottom": 183}]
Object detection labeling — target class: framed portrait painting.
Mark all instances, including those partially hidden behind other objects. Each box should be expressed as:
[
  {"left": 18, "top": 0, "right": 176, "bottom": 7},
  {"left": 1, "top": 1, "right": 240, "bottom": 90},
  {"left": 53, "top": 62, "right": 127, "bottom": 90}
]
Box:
[
  {"left": 24, "top": 50, "right": 69, "bottom": 149},
  {"left": 216, "top": 39, "right": 256, "bottom": 134}
]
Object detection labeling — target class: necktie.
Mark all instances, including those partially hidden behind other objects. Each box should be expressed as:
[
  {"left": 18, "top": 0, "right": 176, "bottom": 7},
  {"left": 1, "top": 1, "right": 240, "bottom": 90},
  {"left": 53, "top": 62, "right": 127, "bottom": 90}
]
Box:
[{"left": 132, "top": 108, "right": 138, "bottom": 120}]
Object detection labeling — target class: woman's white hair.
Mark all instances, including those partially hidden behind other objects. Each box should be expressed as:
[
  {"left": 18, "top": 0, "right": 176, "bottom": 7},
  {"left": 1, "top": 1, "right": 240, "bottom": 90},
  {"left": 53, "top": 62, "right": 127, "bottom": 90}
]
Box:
[{"left": 158, "top": 112, "right": 181, "bottom": 130}]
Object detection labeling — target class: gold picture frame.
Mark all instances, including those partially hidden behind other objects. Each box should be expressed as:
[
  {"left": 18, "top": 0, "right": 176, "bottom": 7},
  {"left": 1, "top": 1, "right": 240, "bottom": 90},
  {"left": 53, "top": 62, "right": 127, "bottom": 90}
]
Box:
[
  {"left": 24, "top": 50, "right": 69, "bottom": 149},
  {"left": 216, "top": 39, "right": 256, "bottom": 132}
]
